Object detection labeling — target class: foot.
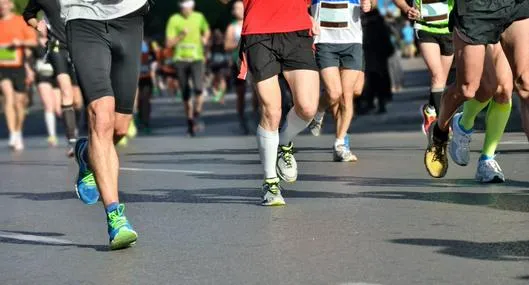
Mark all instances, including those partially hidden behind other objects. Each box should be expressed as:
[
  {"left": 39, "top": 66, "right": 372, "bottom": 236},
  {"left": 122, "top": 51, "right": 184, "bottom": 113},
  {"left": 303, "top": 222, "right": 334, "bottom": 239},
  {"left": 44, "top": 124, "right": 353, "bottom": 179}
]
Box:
[
  {"left": 47, "top": 136, "right": 58, "bottom": 147},
  {"left": 67, "top": 138, "right": 77, "bottom": 158},
  {"left": 107, "top": 204, "right": 138, "bottom": 250},
  {"left": 14, "top": 136, "right": 24, "bottom": 152},
  {"left": 309, "top": 116, "right": 324, "bottom": 137},
  {"left": 74, "top": 138, "right": 100, "bottom": 205},
  {"left": 424, "top": 123, "right": 449, "bottom": 178},
  {"left": 276, "top": 142, "right": 298, "bottom": 183},
  {"left": 261, "top": 177, "right": 286, "bottom": 206},
  {"left": 127, "top": 120, "right": 137, "bottom": 138},
  {"left": 8, "top": 133, "right": 16, "bottom": 149},
  {"left": 333, "top": 144, "right": 358, "bottom": 162},
  {"left": 449, "top": 113, "right": 472, "bottom": 166},
  {"left": 475, "top": 156, "right": 505, "bottom": 183},
  {"left": 420, "top": 104, "right": 437, "bottom": 135}
]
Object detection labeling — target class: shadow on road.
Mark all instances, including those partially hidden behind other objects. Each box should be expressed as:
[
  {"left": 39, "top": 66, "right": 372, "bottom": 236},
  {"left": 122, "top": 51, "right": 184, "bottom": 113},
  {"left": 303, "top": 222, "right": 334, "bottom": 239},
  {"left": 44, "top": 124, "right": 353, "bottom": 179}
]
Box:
[
  {"left": 0, "top": 230, "right": 108, "bottom": 252},
  {"left": 391, "top": 238, "right": 529, "bottom": 261}
]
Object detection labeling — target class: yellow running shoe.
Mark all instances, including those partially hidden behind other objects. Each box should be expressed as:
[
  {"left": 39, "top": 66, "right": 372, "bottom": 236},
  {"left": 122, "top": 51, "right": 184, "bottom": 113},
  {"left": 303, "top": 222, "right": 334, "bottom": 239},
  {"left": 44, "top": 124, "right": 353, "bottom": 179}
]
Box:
[
  {"left": 424, "top": 124, "right": 449, "bottom": 178},
  {"left": 47, "top": 136, "right": 58, "bottom": 147},
  {"left": 127, "top": 120, "right": 137, "bottom": 138},
  {"left": 117, "top": 136, "right": 128, "bottom": 147}
]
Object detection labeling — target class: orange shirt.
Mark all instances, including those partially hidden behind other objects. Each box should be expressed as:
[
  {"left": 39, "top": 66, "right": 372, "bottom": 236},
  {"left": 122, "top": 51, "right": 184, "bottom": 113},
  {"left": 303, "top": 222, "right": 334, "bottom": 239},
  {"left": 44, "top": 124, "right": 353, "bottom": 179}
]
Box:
[{"left": 0, "top": 14, "right": 36, "bottom": 68}]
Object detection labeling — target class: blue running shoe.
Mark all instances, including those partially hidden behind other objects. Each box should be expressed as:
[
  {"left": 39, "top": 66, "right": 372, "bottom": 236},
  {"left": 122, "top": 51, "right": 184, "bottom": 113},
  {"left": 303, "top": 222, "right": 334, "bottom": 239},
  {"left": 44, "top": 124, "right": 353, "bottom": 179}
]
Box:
[
  {"left": 74, "top": 138, "right": 99, "bottom": 205},
  {"left": 107, "top": 204, "right": 138, "bottom": 250},
  {"left": 344, "top": 135, "right": 350, "bottom": 148}
]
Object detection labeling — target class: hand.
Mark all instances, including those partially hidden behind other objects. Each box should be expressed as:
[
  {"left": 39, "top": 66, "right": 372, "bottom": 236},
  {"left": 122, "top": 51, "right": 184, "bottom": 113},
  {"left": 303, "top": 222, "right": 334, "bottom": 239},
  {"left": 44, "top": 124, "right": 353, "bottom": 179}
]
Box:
[
  {"left": 179, "top": 28, "right": 189, "bottom": 38},
  {"left": 360, "top": 0, "right": 371, "bottom": 13},
  {"left": 406, "top": 7, "right": 420, "bottom": 20},
  {"left": 310, "top": 16, "right": 320, "bottom": 36},
  {"left": 36, "top": 20, "right": 48, "bottom": 36}
]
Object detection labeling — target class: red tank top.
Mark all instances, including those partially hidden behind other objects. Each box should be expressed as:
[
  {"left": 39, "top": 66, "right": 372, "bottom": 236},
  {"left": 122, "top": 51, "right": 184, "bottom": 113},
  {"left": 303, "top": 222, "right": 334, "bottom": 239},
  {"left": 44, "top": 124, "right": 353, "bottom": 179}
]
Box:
[{"left": 242, "top": 0, "right": 312, "bottom": 35}]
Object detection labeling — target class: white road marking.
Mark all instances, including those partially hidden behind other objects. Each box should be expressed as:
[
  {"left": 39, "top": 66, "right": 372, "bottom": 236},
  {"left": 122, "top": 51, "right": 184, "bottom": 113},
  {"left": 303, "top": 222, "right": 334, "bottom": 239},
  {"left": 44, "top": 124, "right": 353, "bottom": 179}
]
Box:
[
  {"left": 339, "top": 283, "right": 383, "bottom": 285},
  {"left": 120, "top": 167, "right": 213, "bottom": 175},
  {"left": 499, "top": 140, "right": 528, "bottom": 145},
  {"left": 0, "top": 231, "right": 72, "bottom": 245}
]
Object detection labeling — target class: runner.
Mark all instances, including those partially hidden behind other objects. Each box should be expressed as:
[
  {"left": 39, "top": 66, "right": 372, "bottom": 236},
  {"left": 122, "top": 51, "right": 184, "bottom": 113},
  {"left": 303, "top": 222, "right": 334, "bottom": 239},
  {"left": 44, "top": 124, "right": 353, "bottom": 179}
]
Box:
[
  {"left": 165, "top": 0, "right": 210, "bottom": 136},
  {"left": 219, "top": 0, "right": 320, "bottom": 206},
  {"left": 137, "top": 39, "right": 157, "bottom": 133},
  {"left": 308, "top": 0, "right": 371, "bottom": 162},
  {"left": 424, "top": 0, "right": 529, "bottom": 179},
  {"left": 23, "top": 0, "right": 82, "bottom": 156},
  {"left": 0, "top": 0, "right": 36, "bottom": 151},
  {"left": 61, "top": 0, "right": 149, "bottom": 250},
  {"left": 448, "top": 44, "right": 513, "bottom": 183},
  {"left": 224, "top": 0, "right": 257, "bottom": 135},
  {"left": 394, "top": 0, "right": 454, "bottom": 135},
  {"left": 208, "top": 29, "right": 228, "bottom": 104},
  {"left": 33, "top": 32, "right": 61, "bottom": 147}
]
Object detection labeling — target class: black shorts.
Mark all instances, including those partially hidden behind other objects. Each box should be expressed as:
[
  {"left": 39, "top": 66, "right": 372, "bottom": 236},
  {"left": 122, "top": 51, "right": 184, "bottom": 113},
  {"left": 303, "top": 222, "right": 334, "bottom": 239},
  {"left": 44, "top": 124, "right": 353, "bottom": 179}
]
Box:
[
  {"left": 315, "top": 43, "right": 364, "bottom": 70},
  {"left": 451, "top": 0, "right": 529, "bottom": 45},
  {"left": 241, "top": 30, "right": 318, "bottom": 83},
  {"left": 0, "top": 67, "right": 26, "bottom": 92},
  {"left": 138, "top": 77, "right": 153, "bottom": 89},
  {"left": 174, "top": 61, "right": 204, "bottom": 101},
  {"left": 66, "top": 6, "right": 145, "bottom": 114},
  {"left": 231, "top": 64, "right": 246, "bottom": 87},
  {"left": 416, "top": 30, "right": 454, "bottom": 56},
  {"left": 36, "top": 74, "right": 57, "bottom": 87}
]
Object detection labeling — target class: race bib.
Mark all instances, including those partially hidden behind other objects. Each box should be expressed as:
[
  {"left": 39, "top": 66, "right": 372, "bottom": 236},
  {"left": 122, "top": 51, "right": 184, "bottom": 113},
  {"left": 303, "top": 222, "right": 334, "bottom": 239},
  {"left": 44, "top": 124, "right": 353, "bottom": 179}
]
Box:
[
  {"left": 420, "top": 1, "right": 449, "bottom": 23},
  {"left": 177, "top": 43, "right": 198, "bottom": 60},
  {"left": 0, "top": 47, "right": 17, "bottom": 63},
  {"left": 320, "top": 1, "right": 350, "bottom": 29},
  {"left": 36, "top": 59, "right": 54, "bottom": 77}
]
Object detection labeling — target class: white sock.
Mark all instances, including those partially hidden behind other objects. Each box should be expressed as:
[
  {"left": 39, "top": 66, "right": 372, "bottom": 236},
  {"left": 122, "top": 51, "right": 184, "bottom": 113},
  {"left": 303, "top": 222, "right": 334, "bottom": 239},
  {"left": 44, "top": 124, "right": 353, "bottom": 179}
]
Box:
[
  {"left": 279, "top": 108, "right": 311, "bottom": 146},
  {"left": 44, "top": 112, "right": 56, "bottom": 137},
  {"left": 257, "top": 125, "right": 279, "bottom": 179},
  {"left": 314, "top": 111, "right": 325, "bottom": 121},
  {"left": 334, "top": 138, "right": 345, "bottom": 149}
]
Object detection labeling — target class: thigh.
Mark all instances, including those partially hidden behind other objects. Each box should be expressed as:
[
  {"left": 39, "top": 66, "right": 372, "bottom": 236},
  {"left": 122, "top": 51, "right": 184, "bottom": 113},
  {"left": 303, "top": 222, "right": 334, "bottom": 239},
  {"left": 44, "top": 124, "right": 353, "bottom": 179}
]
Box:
[
  {"left": 340, "top": 69, "right": 361, "bottom": 99},
  {"left": 437, "top": 33, "right": 455, "bottom": 56},
  {"left": 0, "top": 78, "right": 15, "bottom": 103},
  {"left": 283, "top": 69, "right": 320, "bottom": 110},
  {"left": 501, "top": 18, "right": 529, "bottom": 94},
  {"left": 190, "top": 61, "right": 205, "bottom": 93},
  {"left": 109, "top": 14, "right": 144, "bottom": 114},
  {"left": 67, "top": 19, "right": 113, "bottom": 106},
  {"left": 418, "top": 41, "right": 443, "bottom": 76},
  {"left": 454, "top": 31, "right": 487, "bottom": 96},
  {"left": 320, "top": 67, "right": 342, "bottom": 99}
]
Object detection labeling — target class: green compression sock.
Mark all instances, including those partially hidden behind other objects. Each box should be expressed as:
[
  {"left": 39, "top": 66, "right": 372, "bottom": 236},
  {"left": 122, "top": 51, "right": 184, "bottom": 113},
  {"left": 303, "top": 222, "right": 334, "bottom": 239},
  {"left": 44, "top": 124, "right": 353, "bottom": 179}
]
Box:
[
  {"left": 482, "top": 100, "right": 512, "bottom": 158},
  {"left": 460, "top": 99, "right": 491, "bottom": 131}
]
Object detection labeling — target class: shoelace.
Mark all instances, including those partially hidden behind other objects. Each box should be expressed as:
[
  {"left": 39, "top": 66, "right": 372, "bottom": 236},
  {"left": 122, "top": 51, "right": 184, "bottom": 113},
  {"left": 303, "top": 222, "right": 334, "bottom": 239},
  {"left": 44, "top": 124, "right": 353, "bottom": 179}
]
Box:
[
  {"left": 432, "top": 144, "right": 445, "bottom": 162},
  {"left": 280, "top": 147, "right": 294, "bottom": 168},
  {"left": 108, "top": 206, "right": 128, "bottom": 229},
  {"left": 81, "top": 172, "right": 96, "bottom": 186}
]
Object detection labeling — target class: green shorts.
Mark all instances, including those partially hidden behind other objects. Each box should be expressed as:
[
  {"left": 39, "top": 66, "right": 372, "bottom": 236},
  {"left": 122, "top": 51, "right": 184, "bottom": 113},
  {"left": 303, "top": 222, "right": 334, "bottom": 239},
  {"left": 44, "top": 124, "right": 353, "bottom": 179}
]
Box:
[
  {"left": 315, "top": 43, "right": 364, "bottom": 71},
  {"left": 450, "top": 0, "right": 529, "bottom": 45}
]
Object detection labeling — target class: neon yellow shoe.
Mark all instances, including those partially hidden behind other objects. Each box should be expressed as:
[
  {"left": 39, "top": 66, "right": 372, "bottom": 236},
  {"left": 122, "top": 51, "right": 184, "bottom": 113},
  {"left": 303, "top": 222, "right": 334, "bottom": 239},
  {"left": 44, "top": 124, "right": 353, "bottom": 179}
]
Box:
[
  {"left": 424, "top": 124, "right": 449, "bottom": 178},
  {"left": 261, "top": 178, "right": 286, "bottom": 206},
  {"left": 117, "top": 136, "right": 128, "bottom": 147},
  {"left": 47, "top": 136, "right": 58, "bottom": 147},
  {"left": 127, "top": 120, "right": 137, "bottom": 138}
]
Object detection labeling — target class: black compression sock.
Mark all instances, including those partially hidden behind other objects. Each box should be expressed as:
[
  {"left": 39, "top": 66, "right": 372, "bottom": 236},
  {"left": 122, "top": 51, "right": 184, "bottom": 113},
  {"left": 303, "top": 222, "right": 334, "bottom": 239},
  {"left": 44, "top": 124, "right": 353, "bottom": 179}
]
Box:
[
  {"left": 433, "top": 123, "right": 449, "bottom": 142},
  {"left": 62, "top": 105, "right": 77, "bottom": 141},
  {"left": 429, "top": 89, "right": 444, "bottom": 114}
]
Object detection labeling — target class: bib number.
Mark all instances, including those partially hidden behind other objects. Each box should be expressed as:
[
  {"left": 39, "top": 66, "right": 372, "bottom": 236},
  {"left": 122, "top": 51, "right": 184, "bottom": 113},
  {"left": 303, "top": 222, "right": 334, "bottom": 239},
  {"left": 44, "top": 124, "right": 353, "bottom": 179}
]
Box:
[
  {"left": 177, "top": 43, "right": 198, "bottom": 60},
  {"left": 319, "top": 1, "right": 351, "bottom": 29},
  {"left": 419, "top": 1, "right": 449, "bottom": 23}
]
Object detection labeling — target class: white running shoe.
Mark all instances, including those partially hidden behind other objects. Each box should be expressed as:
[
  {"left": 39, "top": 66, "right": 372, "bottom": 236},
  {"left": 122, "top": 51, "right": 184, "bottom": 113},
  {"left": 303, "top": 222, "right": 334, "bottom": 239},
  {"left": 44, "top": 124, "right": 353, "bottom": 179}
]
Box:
[
  {"left": 449, "top": 113, "right": 472, "bottom": 166},
  {"left": 261, "top": 178, "right": 286, "bottom": 206},
  {"left": 8, "top": 133, "right": 16, "bottom": 149},
  {"left": 475, "top": 157, "right": 505, "bottom": 183},
  {"left": 276, "top": 142, "right": 298, "bottom": 183},
  {"left": 333, "top": 144, "right": 358, "bottom": 162},
  {"left": 14, "top": 135, "right": 24, "bottom": 152},
  {"left": 309, "top": 116, "right": 324, "bottom": 137}
]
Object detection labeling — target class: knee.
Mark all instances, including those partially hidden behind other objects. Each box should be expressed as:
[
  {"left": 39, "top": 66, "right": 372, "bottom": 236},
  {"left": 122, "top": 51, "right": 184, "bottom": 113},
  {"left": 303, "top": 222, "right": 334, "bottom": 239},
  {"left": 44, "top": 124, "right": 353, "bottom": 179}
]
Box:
[
  {"left": 493, "top": 82, "right": 513, "bottom": 104},
  {"left": 88, "top": 105, "right": 114, "bottom": 137},
  {"left": 327, "top": 88, "right": 343, "bottom": 106},
  {"left": 295, "top": 102, "right": 318, "bottom": 120},
  {"left": 515, "top": 70, "right": 529, "bottom": 99},
  {"left": 261, "top": 105, "right": 282, "bottom": 126},
  {"left": 458, "top": 82, "right": 479, "bottom": 100}
]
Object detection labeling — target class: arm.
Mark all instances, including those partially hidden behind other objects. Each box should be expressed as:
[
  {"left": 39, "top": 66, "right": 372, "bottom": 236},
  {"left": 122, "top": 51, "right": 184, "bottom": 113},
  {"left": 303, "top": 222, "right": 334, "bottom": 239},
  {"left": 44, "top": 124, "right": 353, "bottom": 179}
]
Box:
[
  {"left": 22, "top": 0, "right": 41, "bottom": 26},
  {"left": 224, "top": 25, "right": 237, "bottom": 52},
  {"left": 393, "top": 0, "right": 419, "bottom": 20},
  {"left": 200, "top": 15, "right": 211, "bottom": 46}
]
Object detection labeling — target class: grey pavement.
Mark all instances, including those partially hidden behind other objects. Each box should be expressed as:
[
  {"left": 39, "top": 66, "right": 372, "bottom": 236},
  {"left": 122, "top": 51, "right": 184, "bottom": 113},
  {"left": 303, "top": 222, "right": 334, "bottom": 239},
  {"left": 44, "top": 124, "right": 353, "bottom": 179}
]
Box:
[{"left": 0, "top": 59, "right": 528, "bottom": 285}]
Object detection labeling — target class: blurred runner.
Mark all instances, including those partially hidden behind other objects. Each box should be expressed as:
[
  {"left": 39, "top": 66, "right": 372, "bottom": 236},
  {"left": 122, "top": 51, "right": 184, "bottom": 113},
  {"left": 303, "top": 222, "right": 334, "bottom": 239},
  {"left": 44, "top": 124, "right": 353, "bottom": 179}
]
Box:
[
  {"left": 137, "top": 39, "right": 157, "bottom": 133},
  {"left": 224, "top": 0, "right": 257, "bottom": 135},
  {"left": 23, "top": 0, "right": 84, "bottom": 156},
  {"left": 394, "top": 0, "right": 454, "bottom": 135},
  {"left": 208, "top": 29, "right": 228, "bottom": 104},
  {"left": 220, "top": 0, "right": 320, "bottom": 206},
  {"left": 308, "top": 0, "right": 371, "bottom": 162},
  {"left": 0, "top": 0, "right": 37, "bottom": 151},
  {"left": 62, "top": 0, "right": 149, "bottom": 250},
  {"left": 33, "top": 33, "right": 60, "bottom": 147},
  {"left": 424, "top": 0, "right": 529, "bottom": 179},
  {"left": 166, "top": 0, "right": 210, "bottom": 136}
]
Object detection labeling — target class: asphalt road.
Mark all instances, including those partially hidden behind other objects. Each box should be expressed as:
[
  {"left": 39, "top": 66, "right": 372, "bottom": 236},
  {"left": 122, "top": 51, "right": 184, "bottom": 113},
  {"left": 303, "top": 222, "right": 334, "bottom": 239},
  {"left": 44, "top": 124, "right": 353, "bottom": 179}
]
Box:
[{"left": 0, "top": 59, "right": 528, "bottom": 285}]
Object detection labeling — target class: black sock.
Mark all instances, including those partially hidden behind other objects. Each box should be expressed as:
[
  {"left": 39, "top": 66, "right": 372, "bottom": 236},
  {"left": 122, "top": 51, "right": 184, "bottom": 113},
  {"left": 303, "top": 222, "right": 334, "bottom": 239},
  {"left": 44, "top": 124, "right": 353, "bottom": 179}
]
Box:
[
  {"left": 187, "top": 119, "right": 194, "bottom": 133},
  {"left": 75, "top": 108, "right": 82, "bottom": 129},
  {"left": 433, "top": 123, "right": 449, "bottom": 142},
  {"left": 193, "top": 111, "right": 200, "bottom": 120},
  {"left": 429, "top": 90, "right": 444, "bottom": 114},
  {"left": 62, "top": 105, "right": 77, "bottom": 141}
]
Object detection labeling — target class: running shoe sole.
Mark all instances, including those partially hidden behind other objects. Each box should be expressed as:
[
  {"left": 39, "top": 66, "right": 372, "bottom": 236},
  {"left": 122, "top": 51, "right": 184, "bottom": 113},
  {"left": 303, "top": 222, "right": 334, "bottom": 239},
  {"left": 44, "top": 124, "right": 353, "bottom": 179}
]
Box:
[
  {"left": 476, "top": 175, "right": 505, "bottom": 184},
  {"left": 110, "top": 230, "right": 138, "bottom": 250}
]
